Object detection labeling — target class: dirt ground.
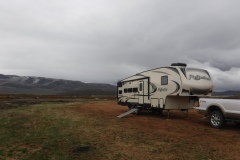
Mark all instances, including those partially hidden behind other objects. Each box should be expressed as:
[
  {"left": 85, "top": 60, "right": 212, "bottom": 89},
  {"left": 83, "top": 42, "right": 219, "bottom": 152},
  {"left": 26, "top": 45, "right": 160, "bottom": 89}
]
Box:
[{"left": 75, "top": 100, "right": 240, "bottom": 159}]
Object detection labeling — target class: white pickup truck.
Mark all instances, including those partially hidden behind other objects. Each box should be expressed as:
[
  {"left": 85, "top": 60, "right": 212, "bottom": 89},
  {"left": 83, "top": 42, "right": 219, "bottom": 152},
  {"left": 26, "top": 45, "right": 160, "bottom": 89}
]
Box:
[{"left": 195, "top": 98, "right": 240, "bottom": 128}]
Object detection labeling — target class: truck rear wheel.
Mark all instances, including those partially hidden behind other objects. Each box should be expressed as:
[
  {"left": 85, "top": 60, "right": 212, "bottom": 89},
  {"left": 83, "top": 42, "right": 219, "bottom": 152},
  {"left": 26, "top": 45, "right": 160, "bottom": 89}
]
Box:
[{"left": 209, "top": 110, "right": 225, "bottom": 129}]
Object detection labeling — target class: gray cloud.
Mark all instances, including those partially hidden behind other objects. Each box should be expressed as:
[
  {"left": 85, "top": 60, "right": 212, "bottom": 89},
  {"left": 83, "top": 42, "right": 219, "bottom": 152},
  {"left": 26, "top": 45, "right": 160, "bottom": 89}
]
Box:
[{"left": 1, "top": 0, "right": 240, "bottom": 91}]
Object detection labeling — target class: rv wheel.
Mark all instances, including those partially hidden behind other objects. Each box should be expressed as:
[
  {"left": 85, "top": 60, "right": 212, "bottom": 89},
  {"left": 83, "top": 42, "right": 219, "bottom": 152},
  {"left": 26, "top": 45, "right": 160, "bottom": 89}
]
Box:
[{"left": 209, "top": 110, "right": 225, "bottom": 129}]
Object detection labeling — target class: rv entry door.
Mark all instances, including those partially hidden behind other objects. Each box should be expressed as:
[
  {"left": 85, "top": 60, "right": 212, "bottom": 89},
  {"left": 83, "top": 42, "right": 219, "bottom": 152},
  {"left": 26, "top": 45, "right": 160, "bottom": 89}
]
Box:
[{"left": 139, "top": 81, "right": 144, "bottom": 104}]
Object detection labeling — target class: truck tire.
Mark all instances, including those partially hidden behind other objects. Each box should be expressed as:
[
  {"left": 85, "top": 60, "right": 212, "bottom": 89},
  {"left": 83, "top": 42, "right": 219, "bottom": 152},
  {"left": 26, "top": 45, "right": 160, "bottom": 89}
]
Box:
[{"left": 209, "top": 110, "right": 225, "bottom": 129}]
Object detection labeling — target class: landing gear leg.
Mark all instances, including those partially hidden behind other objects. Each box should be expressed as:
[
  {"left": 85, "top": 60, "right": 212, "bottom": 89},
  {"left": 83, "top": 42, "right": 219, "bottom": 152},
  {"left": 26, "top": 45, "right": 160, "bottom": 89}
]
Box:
[
  {"left": 167, "top": 110, "right": 170, "bottom": 118},
  {"left": 163, "top": 110, "right": 173, "bottom": 118},
  {"left": 180, "top": 109, "right": 189, "bottom": 119}
]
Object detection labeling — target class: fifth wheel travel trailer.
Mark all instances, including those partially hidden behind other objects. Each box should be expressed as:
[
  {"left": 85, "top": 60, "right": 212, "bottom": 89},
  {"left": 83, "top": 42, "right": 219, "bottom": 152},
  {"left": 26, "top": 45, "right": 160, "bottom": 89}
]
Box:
[{"left": 117, "top": 63, "right": 213, "bottom": 118}]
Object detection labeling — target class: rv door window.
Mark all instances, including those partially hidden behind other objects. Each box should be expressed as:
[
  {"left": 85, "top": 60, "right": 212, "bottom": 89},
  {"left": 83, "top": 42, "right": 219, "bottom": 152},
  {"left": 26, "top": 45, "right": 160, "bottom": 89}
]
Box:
[
  {"left": 161, "top": 76, "right": 168, "bottom": 85},
  {"left": 139, "top": 83, "right": 143, "bottom": 91}
]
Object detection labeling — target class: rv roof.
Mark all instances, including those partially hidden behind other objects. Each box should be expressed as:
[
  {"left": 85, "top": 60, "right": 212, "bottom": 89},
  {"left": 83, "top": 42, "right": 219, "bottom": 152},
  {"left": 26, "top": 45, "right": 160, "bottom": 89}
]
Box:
[{"left": 119, "top": 64, "right": 191, "bottom": 82}]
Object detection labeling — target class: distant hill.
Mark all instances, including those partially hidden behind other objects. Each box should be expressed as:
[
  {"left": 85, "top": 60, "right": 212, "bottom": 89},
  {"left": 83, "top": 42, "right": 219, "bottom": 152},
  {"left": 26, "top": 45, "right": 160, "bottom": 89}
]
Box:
[
  {"left": 212, "top": 91, "right": 240, "bottom": 96},
  {"left": 0, "top": 74, "right": 116, "bottom": 95}
]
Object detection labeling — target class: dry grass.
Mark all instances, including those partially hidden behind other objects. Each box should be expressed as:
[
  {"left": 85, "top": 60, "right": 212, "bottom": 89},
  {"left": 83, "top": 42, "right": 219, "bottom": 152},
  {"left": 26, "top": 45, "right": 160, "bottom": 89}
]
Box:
[{"left": 0, "top": 99, "right": 240, "bottom": 160}]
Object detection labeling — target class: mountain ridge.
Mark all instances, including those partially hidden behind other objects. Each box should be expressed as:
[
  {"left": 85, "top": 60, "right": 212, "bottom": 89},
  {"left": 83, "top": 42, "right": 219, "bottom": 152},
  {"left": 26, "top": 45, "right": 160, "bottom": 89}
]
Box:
[
  {"left": 212, "top": 90, "right": 240, "bottom": 96},
  {"left": 0, "top": 74, "right": 116, "bottom": 95}
]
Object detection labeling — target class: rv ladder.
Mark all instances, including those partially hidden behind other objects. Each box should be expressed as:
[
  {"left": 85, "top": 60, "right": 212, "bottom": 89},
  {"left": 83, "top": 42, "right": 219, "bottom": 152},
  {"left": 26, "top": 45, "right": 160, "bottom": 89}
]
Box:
[{"left": 117, "top": 108, "right": 139, "bottom": 118}]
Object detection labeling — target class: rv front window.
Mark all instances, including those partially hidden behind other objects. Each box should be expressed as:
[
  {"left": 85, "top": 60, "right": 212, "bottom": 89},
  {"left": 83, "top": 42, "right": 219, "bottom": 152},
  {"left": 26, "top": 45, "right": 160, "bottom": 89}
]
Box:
[{"left": 161, "top": 76, "right": 168, "bottom": 85}]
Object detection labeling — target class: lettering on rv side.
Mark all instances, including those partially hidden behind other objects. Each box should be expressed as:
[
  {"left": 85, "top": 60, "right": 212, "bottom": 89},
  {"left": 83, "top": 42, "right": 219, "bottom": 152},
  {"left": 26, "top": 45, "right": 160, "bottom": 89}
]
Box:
[
  {"left": 159, "top": 88, "right": 168, "bottom": 92},
  {"left": 189, "top": 75, "right": 210, "bottom": 81}
]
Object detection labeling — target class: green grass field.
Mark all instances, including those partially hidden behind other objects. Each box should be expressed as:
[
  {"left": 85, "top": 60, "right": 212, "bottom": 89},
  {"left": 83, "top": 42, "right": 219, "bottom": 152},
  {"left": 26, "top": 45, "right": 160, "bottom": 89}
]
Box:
[{"left": 0, "top": 101, "right": 101, "bottom": 160}]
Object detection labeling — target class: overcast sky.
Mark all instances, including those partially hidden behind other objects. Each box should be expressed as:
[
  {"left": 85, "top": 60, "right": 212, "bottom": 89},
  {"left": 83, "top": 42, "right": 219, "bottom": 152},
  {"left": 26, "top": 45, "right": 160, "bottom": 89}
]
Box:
[{"left": 0, "top": 0, "right": 240, "bottom": 91}]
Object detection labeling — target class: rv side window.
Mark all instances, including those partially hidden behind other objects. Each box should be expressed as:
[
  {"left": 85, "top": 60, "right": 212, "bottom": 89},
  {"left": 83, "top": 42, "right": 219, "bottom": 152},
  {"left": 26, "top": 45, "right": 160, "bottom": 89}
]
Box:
[
  {"left": 139, "top": 83, "right": 143, "bottom": 91},
  {"left": 133, "top": 88, "right": 138, "bottom": 92},
  {"left": 124, "top": 89, "right": 128, "bottom": 93},
  {"left": 128, "top": 88, "right": 133, "bottom": 93},
  {"left": 119, "top": 90, "right": 122, "bottom": 94},
  {"left": 161, "top": 76, "right": 168, "bottom": 85}
]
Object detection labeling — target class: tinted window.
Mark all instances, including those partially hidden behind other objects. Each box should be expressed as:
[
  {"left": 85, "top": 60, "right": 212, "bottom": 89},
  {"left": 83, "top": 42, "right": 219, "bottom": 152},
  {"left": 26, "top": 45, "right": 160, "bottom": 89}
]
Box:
[
  {"left": 133, "top": 88, "right": 138, "bottom": 92},
  {"left": 124, "top": 89, "right": 128, "bottom": 93},
  {"left": 128, "top": 88, "right": 133, "bottom": 93},
  {"left": 119, "top": 90, "right": 122, "bottom": 94},
  {"left": 139, "top": 83, "right": 143, "bottom": 91},
  {"left": 117, "top": 82, "right": 122, "bottom": 87},
  {"left": 161, "top": 76, "right": 168, "bottom": 85}
]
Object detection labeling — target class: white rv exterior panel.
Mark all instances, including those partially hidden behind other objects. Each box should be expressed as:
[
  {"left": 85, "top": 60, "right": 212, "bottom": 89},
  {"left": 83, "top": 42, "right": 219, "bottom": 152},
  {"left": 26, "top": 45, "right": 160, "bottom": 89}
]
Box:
[
  {"left": 165, "top": 96, "right": 194, "bottom": 110},
  {"left": 117, "top": 64, "right": 213, "bottom": 111}
]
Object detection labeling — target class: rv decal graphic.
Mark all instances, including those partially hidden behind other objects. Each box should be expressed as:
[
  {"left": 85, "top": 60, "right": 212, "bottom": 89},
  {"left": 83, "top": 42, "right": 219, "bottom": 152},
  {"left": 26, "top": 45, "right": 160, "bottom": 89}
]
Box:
[
  {"left": 171, "top": 81, "right": 180, "bottom": 94},
  {"left": 152, "top": 71, "right": 170, "bottom": 75},
  {"left": 180, "top": 68, "right": 187, "bottom": 78},
  {"left": 159, "top": 88, "right": 168, "bottom": 92},
  {"left": 189, "top": 75, "right": 210, "bottom": 81},
  {"left": 182, "top": 89, "right": 189, "bottom": 93},
  {"left": 204, "top": 70, "right": 212, "bottom": 80},
  {"left": 150, "top": 82, "right": 157, "bottom": 93},
  {"left": 165, "top": 67, "right": 180, "bottom": 75}
]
